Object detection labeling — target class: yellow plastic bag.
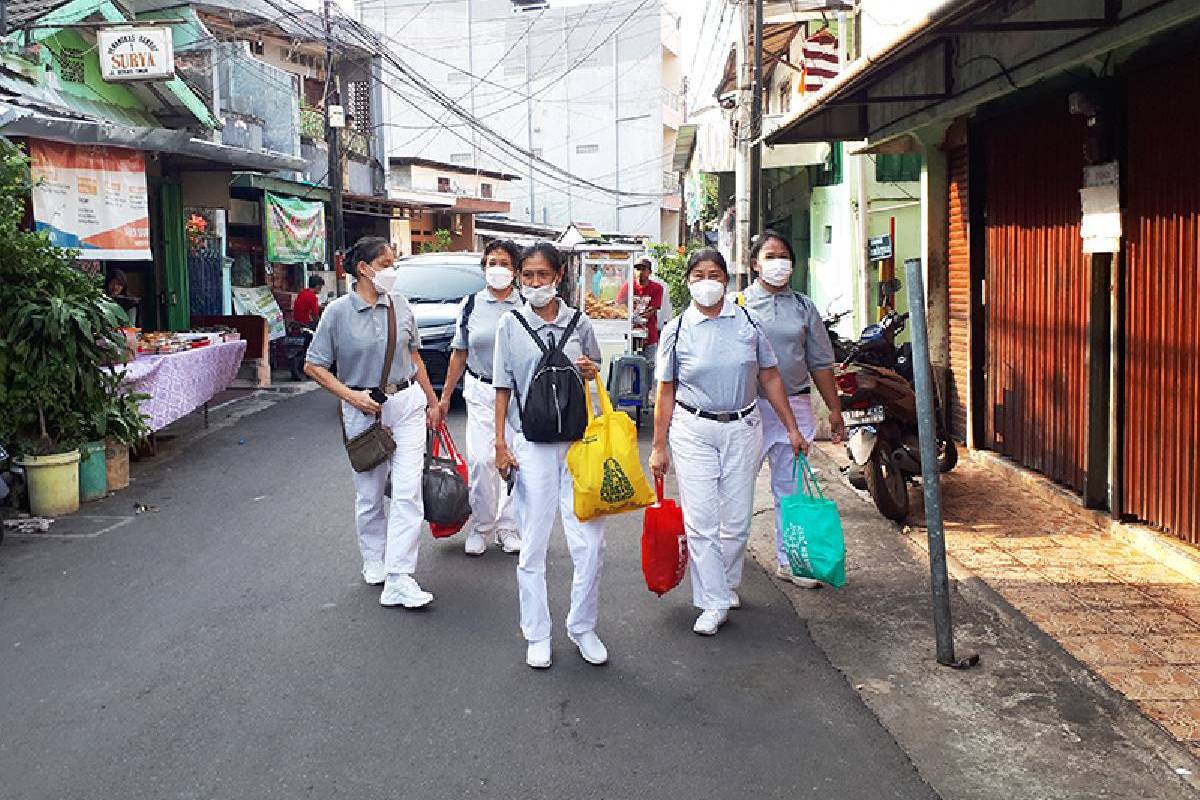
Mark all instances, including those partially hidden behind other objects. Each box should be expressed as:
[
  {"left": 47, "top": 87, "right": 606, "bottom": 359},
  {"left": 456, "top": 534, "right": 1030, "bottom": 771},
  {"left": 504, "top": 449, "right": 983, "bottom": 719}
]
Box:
[{"left": 567, "top": 379, "right": 657, "bottom": 521}]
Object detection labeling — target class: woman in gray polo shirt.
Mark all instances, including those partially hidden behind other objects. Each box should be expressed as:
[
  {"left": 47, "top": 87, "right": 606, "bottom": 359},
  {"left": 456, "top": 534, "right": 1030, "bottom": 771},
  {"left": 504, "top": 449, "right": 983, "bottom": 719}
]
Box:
[
  {"left": 492, "top": 242, "right": 606, "bottom": 670},
  {"left": 305, "top": 237, "right": 444, "bottom": 610},
  {"left": 438, "top": 239, "right": 523, "bottom": 557},
  {"left": 649, "top": 248, "right": 807, "bottom": 637},
  {"left": 739, "top": 230, "right": 845, "bottom": 589}
]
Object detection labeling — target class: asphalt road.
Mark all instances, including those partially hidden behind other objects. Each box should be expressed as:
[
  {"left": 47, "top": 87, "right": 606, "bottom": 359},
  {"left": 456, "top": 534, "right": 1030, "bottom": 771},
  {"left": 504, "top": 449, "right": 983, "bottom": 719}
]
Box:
[{"left": 0, "top": 390, "right": 936, "bottom": 800}]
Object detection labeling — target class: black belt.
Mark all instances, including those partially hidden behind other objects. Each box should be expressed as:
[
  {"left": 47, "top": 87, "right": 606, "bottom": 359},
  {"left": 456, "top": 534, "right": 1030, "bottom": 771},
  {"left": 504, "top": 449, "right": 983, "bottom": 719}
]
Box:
[
  {"left": 677, "top": 400, "right": 756, "bottom": 423},
  {"left": 348, "top": 377, "right": 413, "bottom": 394},
  {"left": 465, "top": 366, "right": 493, "bottom": 385}
]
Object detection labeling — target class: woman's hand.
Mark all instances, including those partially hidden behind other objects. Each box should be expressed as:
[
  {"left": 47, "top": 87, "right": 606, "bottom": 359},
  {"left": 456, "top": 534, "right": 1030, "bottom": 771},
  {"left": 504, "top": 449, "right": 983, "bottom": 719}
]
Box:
[
  {"left": 495, "top": 440, "right": 519, "bottom": 476},
  {"left": 575, "top": 356, "right": 599, "bottom": 381},
  {"left": 426, "top": 403, "right": 443, "bottom": 429},
  {"left": 788, "top": 428, "right": 810, "bottom": 457},
  {"left": 348, "top": 389, "right": 382, "bottom": 415},
  {"left": 437, "top": 396, "right": 452, "bottom": 419},
  {"left": 648, "top": 444, "right": 670, "bottom": 479}
]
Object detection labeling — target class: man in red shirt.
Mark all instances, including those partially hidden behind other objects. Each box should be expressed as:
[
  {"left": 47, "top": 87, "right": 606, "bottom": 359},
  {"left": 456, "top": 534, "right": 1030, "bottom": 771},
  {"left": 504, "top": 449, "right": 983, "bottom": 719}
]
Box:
[
  {"left": 616, "top": 259, "right": 663, "bottom": 347},
  {"left": 293, "top": 275, "right": 324, "bottom": 326}
]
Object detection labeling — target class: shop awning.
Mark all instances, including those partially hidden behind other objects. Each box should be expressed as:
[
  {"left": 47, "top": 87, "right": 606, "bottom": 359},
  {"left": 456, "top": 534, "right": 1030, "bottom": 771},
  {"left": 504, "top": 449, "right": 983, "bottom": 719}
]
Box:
[
  {"left": 672, "top": 124, "right": 698, "bottom": 172},
  {"left": 0, "top": 100, "right": 304, "bottom": 171},
  {"left": 231, "top": 172, "right": 331, "bottom": 202},
  {"left": 766, "top": 0, "right": 1200, "bottom": 146},
  {"left": 714, "top": 22, "right": 803, "bottom": 97}
]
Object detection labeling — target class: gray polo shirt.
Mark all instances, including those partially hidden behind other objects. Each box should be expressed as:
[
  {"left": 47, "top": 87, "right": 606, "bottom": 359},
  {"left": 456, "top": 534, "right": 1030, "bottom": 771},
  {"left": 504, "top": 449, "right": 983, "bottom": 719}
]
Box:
[
  {"left": 656, "top": 299, "right": 778, "bottom": 412},
  {"left": 306, "top": 290, "right": 421, "bottom": 388},
  {"left": 450, "top": 288, "right": 522, "bottom": 380},
  {"left": 740, "top": 282, "right": 835, "bottom": 396},
  {"left": 492, "top": 302, "right": 602, "bottom": 433}
]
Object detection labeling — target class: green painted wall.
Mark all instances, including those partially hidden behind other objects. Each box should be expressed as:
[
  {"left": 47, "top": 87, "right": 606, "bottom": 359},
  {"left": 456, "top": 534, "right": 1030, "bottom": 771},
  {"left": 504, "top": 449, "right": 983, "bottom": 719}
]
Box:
[
  {"left": 44, "top": 29, "right": 143, "bottom": 109},
  {"left": 867, "top": 203, "right": 920, "bottom": 337},
  {"left": 160, "top": 183, "right": 190, "bottom": 331}
]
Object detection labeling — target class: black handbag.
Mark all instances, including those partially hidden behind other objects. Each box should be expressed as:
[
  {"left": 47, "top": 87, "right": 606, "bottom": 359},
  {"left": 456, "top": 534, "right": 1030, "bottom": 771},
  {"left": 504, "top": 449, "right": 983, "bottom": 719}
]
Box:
[
  {"left": 341, "top": 302, "right": 397, "bottom": 473},
  {"left": 422, "top": 425, "right": 471, "bottom": 526}
]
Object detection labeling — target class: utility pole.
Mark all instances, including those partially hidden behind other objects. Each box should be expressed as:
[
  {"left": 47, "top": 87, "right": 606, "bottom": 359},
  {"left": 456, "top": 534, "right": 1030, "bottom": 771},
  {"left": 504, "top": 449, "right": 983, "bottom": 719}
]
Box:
[
  {"left": 749, "top": 0, "right": 763, "bottom": 244},
  {"left": 524, "top": 30, "right": 536, "bottom": 223},
  {"left": 733, "top": 0, "right": 752, "bottom": 282},
  {"left": 323, "top": 0, "right": 346, "bottom": 289}
]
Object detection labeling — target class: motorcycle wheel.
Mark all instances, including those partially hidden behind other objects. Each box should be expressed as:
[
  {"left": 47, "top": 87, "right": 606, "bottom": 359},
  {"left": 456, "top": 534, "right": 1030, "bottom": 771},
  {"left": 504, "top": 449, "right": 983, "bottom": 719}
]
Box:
[
  {"left": 937, "top": 437, "right": 959, "bottom": 473},
  {"left": 865, "top": 447, "right": 910, "bottom": 522}
]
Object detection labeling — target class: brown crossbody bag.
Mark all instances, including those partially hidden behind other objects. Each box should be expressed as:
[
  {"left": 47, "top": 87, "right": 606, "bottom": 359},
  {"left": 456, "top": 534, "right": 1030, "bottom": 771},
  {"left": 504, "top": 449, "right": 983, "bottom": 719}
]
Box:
[{"left": 341, "top": 301, "right": 398, "bottom": 472}]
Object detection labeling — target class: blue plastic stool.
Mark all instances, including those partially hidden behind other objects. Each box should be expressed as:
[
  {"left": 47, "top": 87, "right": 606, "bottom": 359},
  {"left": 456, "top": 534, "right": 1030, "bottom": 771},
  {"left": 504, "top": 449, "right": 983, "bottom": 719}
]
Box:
[{"left": 606, "top": 354, "right": 651, "bottom": 427}]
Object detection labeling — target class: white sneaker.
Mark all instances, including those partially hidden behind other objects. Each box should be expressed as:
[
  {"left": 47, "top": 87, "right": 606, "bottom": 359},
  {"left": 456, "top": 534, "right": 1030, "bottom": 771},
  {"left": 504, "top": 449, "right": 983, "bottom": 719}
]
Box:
[
  {"left": 379, "top": 574, "right": 433, "bottom": 608},
  {"left": 361, "top": 560, "right": 386, "bottom": 586},
  {"left": 496, "top": 529, "right": 522, "bottom": 554},
  {"left": 776, "top": 565, "right": 822, "bottom": 589},
  {"left": 568, "top": 630, "right": 608, "bottom": 665},
  {"left": 526, "top": 639, "right": 552, "bottom": 669},
  {"left": 693, "top": 609, "right": 728, "bottom": 636},
  {"left": 464, "top": 532, "right": 488, "bottom": 556},
  {"left": 729, "top": 590, "right": 741, "bottom": 609}
]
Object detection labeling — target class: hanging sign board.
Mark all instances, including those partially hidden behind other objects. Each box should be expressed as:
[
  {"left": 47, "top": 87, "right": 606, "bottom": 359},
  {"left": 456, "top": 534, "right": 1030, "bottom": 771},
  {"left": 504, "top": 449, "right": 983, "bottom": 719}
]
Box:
[
  {"left": 868, "top": 234, "right": 893, "bottom": 262},
  {"left": 232, "top": 286, "right": 287, "bottom": 341},
  {"left": 1081, "top": 161, "right": 1121, "bottom": 254},
  {"left": 97, "top": 27, "right": 175, "bottom": 82},
  {"left": 29, "top": 139, "right": 151, "bottom": 260},
  {"left": 264, "top": 192, "right": 326, "bottom": 264}
]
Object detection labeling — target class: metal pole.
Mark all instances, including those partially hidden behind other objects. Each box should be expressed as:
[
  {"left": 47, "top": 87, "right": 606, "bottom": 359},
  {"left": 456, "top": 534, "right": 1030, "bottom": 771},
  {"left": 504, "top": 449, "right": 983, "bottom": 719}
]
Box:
[
  {"left": 905, "top": 257, "right": 975, "bottom": 668},
  {"left": 323, "top": 0, "right": 345, "bottom": 290},
  {"left": 525, "top": 30, "right": 535, "bottom": 222},
  {"left": 749, "top": 0, "right": 763, "bottom": 240},
  {"left": 613, "top": 34, "right": 620, "bottom": 233}
]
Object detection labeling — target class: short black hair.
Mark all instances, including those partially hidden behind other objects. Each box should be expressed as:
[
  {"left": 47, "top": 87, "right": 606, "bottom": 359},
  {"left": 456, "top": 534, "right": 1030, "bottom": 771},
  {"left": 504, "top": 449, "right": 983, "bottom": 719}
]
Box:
[
  {"left": 749, "top": 230, "right": 795, "bottom": 264},
  {"left": 106, "top": 268, "right": 128, "bottom": 289},
  {"left": 345, "top": 236, "right": 391, "bottom": 278},
  {"left": 635, "top": 259, "right": 651, "bottom": 271},
  {"left": 307, "top": 274, "right": 325, "bottom": 289},
  {"left": 518, "top": 241, "right": 564, "bottom": 276},
  {"left": 482, "top": 239, "right": 522, "bottom": 268},
  {"left": 685, "top": 247, "right": 728, "bottom": 280}
]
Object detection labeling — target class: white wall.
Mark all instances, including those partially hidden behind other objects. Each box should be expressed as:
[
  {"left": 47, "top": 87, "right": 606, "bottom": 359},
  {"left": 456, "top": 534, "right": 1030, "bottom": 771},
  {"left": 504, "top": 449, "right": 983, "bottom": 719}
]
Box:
[{"left": 358, "top": 0, "right": 674, "bottom": 240}]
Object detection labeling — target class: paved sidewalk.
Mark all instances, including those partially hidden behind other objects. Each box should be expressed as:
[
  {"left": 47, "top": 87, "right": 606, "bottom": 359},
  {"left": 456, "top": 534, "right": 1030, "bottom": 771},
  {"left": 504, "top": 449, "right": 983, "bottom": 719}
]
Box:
[
  {"left": 747, "top": 447, "right": 1200, "bottom": 800},
  {"left": 900, "top": 453, "right": 1200, "bottom": 759}
]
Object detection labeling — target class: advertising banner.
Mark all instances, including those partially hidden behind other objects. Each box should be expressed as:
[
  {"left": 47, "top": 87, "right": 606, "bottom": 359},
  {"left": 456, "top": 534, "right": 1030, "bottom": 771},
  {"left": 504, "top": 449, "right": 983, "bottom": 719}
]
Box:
[
  {"left": 29, "top": 140, "right": 151, "bottom": 260},
  {"left": 264, "top": 192, "right": 326, "bottom": 264},
  {"left": 231, "top": 286, "right": 287, "bottom": 341}
]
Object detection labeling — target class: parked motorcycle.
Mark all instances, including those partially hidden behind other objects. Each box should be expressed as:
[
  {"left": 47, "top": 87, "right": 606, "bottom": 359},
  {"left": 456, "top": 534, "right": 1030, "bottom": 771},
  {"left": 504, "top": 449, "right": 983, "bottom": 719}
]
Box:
[
  {"left": 836, "top": 310, "right": 958, "bottom": 522},
  {"left": 273, "top": 321, "right": 315, "bottom": 382},
  {"left": 823, "top": 308, "right": 854, "bottom": 363}
]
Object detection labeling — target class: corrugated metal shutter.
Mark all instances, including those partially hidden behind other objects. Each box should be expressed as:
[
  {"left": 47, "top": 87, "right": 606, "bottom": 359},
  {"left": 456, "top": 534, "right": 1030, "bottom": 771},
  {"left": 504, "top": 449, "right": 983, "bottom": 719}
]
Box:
[
  {"left": 946, "top": 137, "right": 970, "bottom": 442},
  {"left": 982, "top": 98, "right": 1090, "bottom": 493},
  {"left": 1124, "top": 54, "right": 1200, "bottom": 546}
]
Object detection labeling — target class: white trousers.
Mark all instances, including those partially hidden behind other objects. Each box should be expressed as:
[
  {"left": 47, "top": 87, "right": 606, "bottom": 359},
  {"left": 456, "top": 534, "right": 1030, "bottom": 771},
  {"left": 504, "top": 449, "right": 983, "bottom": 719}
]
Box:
[
  {"left": 463, "top": 373, "right": 517, "bottom": 537},
  {"left": 343, "top": 384, "right": 426, "bottom": 576},
  {"left": 669, "top": 406, "right": 764, "bottom": 610},
  {"left": 511, "top": 432, "right": 606, "bottom": 642},
  {"left": 757, "top": 395, "right": 817, "bottom": 569}
]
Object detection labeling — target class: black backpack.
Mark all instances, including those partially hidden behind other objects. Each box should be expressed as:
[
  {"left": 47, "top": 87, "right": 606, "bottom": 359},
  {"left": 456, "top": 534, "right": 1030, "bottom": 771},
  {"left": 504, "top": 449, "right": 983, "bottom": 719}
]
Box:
[{"left": 510, "top": 309, "right": 589, "bottom": 443}]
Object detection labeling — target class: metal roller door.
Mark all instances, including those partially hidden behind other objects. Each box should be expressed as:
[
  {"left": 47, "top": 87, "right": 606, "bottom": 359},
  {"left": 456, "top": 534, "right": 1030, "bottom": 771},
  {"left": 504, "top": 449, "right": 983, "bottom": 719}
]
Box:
[{"left": 946, "top": 133, "right": 970, "bottom": 443}]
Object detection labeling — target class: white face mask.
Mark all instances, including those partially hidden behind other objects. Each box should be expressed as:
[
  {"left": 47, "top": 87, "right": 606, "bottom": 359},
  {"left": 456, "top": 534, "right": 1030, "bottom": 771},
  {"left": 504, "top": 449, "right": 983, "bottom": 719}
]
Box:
[
  {"left": 485, "top": 266, "right": 514, "bottom": 291},
  {"left": 760, "top": 258, "right": 793, "bottom": 287},
  {"left": 688, "top": 279, "right": 725, "bottom": 308},
  {"left": 523, "top": 283, "right": 558, "bottom": 308},
  {"left": 369, "top": 266, "right": 398, "bottom": 294}
]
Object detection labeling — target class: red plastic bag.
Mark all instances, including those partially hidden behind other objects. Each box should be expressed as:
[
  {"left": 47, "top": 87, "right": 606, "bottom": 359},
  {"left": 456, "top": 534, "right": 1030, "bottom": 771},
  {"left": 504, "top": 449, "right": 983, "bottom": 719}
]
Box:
[
  {"left": 641, "top": 477, "right": 687, "bottom": 595},
  {"left": 428, "top": 424, "right": 469, "bottom": 539}
]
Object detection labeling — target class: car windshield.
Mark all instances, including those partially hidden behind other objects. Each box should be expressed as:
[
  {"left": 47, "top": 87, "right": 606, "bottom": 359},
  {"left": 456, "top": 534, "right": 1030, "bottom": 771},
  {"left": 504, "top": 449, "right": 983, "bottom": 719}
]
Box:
[{"left": 392, "top": 263, "right": 484, "bottom": 302}]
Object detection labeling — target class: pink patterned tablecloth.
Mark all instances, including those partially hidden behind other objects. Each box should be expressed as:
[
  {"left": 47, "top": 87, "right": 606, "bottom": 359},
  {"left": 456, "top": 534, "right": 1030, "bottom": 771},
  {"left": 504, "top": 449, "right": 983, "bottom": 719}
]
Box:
[{"left": 119, "top": 340, "right": 248, "bottom": 431}]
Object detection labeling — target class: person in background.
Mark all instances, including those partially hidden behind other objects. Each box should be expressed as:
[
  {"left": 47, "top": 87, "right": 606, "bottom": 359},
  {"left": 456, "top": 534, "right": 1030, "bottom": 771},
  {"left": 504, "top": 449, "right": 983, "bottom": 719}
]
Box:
[
  {"left": 293, "top": 274, "right": 324, "bottom": 326},
  {"left": 438, "top": 239, "right": 523, "bottom": 557},
  {"left": 493, "top": 242, "right": 607, "bottom": 670},
  {"left": 616, "top": 258, "right": 664, "bottom": 362},
  {"left": 738, "top": 231, "right": 845, "bottom": 589},
  {"left": 105, "top": 269, "right": 128, "bottom": 300},
  {"left": 648, "top": 248, "right": 807, "bottom": 637},
  {"left": 304, "top": 237, "right": 443, "bottom": 609}
]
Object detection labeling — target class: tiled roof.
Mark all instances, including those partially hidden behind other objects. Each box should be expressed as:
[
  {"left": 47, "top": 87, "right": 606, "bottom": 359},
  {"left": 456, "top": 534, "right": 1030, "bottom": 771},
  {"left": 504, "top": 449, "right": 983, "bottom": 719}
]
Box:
[{"left": 3, "top": 0, "right": 80, "bottom": 34}]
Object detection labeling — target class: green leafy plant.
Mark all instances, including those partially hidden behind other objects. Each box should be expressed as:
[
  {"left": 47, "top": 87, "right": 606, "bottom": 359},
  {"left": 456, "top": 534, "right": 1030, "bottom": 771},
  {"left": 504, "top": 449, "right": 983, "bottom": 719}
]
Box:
[
  {"left": 419, "top": 228, "right": 453, "bottom": 254},
  {"left": 648, "top": 241, "right": 699, "bottom": 317},
  {"left": 0, "top": 137, "right": 131, "bottom": 456}
]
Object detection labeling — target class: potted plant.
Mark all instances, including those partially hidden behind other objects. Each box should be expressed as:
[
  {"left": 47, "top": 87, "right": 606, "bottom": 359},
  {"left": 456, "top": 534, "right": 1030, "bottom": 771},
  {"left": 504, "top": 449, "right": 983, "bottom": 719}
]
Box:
[
  {"left": 100, "top": 389, "right": 149, "bottom": 493},
  {"left": 0, "top": 137, "right": 129, "bottom": 516}
]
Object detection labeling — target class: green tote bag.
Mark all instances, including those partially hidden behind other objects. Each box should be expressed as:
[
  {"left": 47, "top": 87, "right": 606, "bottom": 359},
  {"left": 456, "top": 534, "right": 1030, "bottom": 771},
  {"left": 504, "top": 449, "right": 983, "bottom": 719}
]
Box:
[{"left": 779, "top": 454, "right": 846, "bottom": 588}]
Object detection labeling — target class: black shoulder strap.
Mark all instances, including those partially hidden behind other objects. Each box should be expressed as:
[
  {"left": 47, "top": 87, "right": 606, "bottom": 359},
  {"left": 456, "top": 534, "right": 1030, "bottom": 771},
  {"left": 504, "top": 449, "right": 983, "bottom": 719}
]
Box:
[
  {"left": 458, "top": 292, "right": 476, "bottom": 340},
  {"left": 554, "top": 310, "right": 582, "bottom": 356},
  {"left": 738, "top": 303, "right": 759, "bottom": 330},
  {"left": 509, "top": 309, "right": 550, "bottom": 355}
]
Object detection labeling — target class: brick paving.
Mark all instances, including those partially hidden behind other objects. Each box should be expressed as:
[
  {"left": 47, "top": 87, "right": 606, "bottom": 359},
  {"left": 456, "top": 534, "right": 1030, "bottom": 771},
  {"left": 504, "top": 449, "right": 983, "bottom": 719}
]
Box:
[{"left": 828, "top": 446, "right": 1200, "bottom": 759}]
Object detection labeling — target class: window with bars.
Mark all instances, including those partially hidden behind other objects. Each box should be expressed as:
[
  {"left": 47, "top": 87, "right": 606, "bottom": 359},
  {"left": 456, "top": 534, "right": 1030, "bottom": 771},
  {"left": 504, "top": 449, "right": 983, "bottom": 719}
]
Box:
[
  {"left": 348, "top": 80, "right": 372, "bottom": 137},
  {"left": 480, "top": 183, "right": 493, "bottom": 199},
  {"left": 58, "top": 49, "right": 86, "bottom": 84},
  {"left": 575, "top": 143, "right": 599, "bottom": 154}
]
